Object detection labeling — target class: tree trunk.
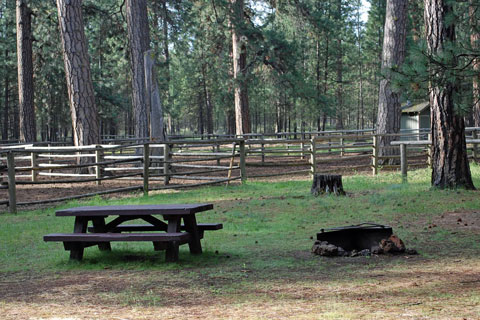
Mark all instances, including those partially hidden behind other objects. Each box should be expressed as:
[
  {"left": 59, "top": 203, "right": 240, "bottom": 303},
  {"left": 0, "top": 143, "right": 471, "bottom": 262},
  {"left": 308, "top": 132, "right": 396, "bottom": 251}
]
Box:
[
  {"left": 311, "top": 174, "right": 345, "bottom": 196},
  {"left": 376, "top": 0, "right": 407, "bottom": 163},
  {"left": 144, "top": 50, "right": 165, "bottom": 146},
  {"left": 201, "top": 59, "right": 214, "bottom": 135},
  {"left": 126, "top": 0, "right": 150, "bottom": 140},
  {"left": 425, "top": 0, "right": 475, "bottom": 189},
  {"left": 3, "top": 50, "right": 9, "bottom": 141},
  {"left": 335, "top": 0, "right": 344, "bottom": 131},
  {"left": 16, "top": 0, "right": 36, "bottom": 142},
  {"left": 230, "top": 0, "right": 250, "bottom": 135},
  {"left": 56, "top": 0, "right": 100, "bottom": 147},
  {"left": 470, "top": 0, "right": 480, "bottom": 127}
]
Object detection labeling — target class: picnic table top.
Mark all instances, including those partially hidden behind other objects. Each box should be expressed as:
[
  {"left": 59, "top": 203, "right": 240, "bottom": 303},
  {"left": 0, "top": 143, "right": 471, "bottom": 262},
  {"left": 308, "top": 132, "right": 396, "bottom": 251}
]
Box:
[{"left": 55, "top": 203, "right": 214, "bottom": 217}]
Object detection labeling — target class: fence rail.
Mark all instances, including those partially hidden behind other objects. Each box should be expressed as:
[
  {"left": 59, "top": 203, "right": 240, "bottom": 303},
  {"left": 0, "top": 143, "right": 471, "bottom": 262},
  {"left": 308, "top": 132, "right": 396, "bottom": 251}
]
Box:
[{"left": 2, "top": 128, "right": 480, "bottom": 213}]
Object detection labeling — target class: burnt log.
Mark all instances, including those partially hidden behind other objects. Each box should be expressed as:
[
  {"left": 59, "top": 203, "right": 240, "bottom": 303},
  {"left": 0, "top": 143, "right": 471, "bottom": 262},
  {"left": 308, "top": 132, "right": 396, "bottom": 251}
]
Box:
[{"left": 311, "top": 174, "right": 345, "bottom": 196}]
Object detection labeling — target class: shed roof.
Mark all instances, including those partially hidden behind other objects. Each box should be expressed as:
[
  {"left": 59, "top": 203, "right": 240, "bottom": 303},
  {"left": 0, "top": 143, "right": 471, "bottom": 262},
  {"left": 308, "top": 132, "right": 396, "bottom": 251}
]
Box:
[{"left": 401, "top": 101, "right": 429, "bottom": 114}]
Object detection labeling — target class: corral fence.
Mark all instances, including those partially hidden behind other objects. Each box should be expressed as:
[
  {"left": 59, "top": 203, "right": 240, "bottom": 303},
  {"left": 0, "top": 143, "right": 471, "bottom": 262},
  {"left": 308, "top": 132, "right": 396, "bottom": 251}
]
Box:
[{"left": 2, "top": 128, "right": 480, "bottom": 213}]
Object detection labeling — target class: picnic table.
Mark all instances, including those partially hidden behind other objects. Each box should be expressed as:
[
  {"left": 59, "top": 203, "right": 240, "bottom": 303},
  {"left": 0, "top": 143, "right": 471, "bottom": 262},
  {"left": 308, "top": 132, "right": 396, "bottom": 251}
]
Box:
[{"left": 43, "top": 203, "right": 222, "bottom": 262}]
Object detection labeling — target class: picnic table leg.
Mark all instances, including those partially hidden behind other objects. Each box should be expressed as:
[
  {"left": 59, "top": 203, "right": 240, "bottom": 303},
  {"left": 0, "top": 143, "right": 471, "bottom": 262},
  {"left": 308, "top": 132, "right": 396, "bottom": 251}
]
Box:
[
  {"left": 91, "top": 217, "right": 111, "bottom": 251},
  {"left": 69, "top": 217, "right": 88, "bottom": 260},
  {"left": 165, "top": 217, "right": 181, "bottom": 262},
  {"left": 183, "top": 215, "right": 202, "bottom": 255}
]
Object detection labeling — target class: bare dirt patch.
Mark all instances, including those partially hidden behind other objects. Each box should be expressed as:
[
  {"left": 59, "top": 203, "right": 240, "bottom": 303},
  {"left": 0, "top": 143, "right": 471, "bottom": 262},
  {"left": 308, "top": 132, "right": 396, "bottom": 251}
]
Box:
[
  {"left": 1, "top": 258, "right": 479, "bottom": 319},
  {"left": 433, "top": 210, "right": 480, "bottom": 234}
]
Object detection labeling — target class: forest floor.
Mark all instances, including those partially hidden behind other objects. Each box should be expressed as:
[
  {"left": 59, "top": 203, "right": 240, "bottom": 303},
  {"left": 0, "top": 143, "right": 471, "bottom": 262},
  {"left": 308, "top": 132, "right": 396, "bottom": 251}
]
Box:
[{"left": 0, "top": 169, "right": 479, "bottom": 319}]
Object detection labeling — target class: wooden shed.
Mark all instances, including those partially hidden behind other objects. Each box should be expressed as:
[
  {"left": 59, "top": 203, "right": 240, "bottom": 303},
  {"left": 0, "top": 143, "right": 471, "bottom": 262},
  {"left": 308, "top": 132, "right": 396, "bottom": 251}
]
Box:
[{"left": 401, "top": 101, "right": 430, "bottom": 140}]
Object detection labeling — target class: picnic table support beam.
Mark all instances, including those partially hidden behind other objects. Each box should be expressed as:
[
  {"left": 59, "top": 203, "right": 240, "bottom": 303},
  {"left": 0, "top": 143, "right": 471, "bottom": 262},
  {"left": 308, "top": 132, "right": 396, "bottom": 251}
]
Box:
[
  {"left": 165, "top": 217, "right": 181, "bottom": 262},
  {"left": 7, "top": 152, "right": 17, "bottom": 214},
  {"left": 69, "top": 216, "right": 88, "bottom": 260},
  {"left": 183, "top": 214, "right": 202, "bottom": 254},
  {"left": 91, "top": 217, "right": 111, "bottom": 251},
  {"left": 400, "top": 143, "right": 407, "bottom": 183},
  {"left": 143, "top": 143, "right": 150, "bottom": 196}
]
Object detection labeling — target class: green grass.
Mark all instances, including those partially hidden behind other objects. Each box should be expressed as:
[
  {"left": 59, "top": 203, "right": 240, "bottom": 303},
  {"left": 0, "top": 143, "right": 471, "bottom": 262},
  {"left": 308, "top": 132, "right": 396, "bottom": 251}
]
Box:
[{"left": 1, "top": 166, "right": 479, "bottom": 319}]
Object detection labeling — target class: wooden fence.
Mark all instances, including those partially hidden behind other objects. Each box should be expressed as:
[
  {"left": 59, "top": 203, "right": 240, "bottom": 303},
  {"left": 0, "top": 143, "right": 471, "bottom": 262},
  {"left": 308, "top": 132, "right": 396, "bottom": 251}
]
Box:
[
  {"left": 0, "top": 139, "right": 243, "bottom": 213},
  {"left": 2, "top": 128, "right": 480, "bottom": 213}
]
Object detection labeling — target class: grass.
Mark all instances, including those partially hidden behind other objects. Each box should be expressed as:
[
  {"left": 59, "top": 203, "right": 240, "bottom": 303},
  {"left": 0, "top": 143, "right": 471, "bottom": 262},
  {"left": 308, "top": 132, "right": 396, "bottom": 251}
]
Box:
[{"left": 0, "top": 167, "right": 479, "bottom": 319}]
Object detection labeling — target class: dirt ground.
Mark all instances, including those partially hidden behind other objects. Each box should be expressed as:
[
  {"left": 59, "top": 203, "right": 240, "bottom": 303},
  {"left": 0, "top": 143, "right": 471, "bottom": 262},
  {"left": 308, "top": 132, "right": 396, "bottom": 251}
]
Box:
[{"left": 0, "top": 255, "right": 478, "bottom": 319}]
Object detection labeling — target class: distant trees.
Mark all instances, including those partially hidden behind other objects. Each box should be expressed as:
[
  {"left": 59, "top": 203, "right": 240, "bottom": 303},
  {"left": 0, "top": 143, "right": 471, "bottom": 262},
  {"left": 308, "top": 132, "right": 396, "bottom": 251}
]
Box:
[
  {"left": 16, "top": 0, "right": 35, "bottom": 142},
  {"left": 56, "top": 0, "right": 99, "bottom": 146}
]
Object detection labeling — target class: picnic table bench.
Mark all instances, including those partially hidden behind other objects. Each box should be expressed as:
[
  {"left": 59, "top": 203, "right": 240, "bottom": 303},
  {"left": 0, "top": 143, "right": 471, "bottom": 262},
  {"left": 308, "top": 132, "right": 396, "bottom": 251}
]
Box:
[{"left": 44, "top": 204, "right": 222, "bottom": 262}]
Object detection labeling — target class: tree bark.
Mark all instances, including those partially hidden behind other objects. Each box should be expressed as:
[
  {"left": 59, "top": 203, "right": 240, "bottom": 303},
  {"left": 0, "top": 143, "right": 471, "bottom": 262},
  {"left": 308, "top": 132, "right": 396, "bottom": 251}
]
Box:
[
  {"left": 425, "top": 0, "right": 475, "bottom": 189},
  {"left": 470, "top": 0, "right": 480, "bottom": 127},
  {"left": 144, "top": 50, "right": 165, "bottom": 144},
  {"left": 16, "top": 0, "right": 36, "bottom": 142},
  {"left": 335, "top": 0, "right": 344, "bottom": 131},
  {"left": 376, "top": 0, "right": 407, "bottom": 163},
  {"left": 3, "top": 48, "right": 9, "bottom": 141},
  {"left": 56, "top": 0, "right": 99, "bottom": 147},
  {"left": 126, "top": 0, "right": 150, "bottom": 140},
  {"left": 230, "top": 0, "right": 250, "bottom": 135}
]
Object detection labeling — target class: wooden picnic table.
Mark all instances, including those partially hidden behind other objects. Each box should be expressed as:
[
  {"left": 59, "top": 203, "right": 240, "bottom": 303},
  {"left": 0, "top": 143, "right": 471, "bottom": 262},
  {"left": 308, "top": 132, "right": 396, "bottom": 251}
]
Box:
[{"left": 44, "top": 204, "right": 222, "bottom": 262}]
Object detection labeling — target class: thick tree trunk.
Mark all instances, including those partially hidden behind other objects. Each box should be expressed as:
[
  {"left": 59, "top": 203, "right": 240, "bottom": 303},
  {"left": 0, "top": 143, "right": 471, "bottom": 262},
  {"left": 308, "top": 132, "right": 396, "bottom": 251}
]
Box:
[
  {"left": 56, "top": 0, "right": 99, "bottom": 147},
  {"left": 470, "top": 1, "right": 480, "bottom": 127},
  {"left": 126, "top": 0, "right": 150, "bottom": 140},
  {"left": 311, "top": 174, "right": 345, "bottom": 196},
  {"left": 16, "top": 0, "right": 36, "bottom": 142},
  {"left": 230, "top": 0, "right": 250, "bottom": 135},
  {"left": 425, "top": 0, "right": 475, "bottom": 189},
  {"left": 376, "top": 0, "right": 407, "bottom": 163}
]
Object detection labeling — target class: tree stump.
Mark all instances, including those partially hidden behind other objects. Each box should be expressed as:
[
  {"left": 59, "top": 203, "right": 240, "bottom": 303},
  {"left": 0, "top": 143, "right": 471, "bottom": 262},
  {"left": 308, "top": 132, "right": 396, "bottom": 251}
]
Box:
[{"left": 311, "top": 174, "right": 345, "bottom": 196}]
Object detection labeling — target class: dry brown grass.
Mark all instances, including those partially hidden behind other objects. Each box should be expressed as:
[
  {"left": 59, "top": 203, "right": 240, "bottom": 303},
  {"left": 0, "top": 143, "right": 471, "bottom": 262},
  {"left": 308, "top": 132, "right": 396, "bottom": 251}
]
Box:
[{"left": 1, "top": 257, "right": 478, "bottom": 320}]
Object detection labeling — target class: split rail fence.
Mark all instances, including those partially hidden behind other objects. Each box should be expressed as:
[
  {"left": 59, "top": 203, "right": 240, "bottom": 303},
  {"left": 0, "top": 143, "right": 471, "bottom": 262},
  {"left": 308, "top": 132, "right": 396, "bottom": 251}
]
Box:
[{"left": 2, "top": 128, "right": 480, "bottom": 213}]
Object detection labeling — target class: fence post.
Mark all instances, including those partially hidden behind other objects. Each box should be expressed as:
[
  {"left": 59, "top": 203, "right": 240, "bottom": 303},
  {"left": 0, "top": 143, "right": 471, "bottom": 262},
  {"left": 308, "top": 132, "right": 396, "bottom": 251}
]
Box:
[
  {"left": 301, "top": 133, "right": 305, "bottom": 159},
  {"left": 163, "top": 143, "right": 170, "bottom": 185},
  {"left": 7, "top": 152, "right": 17, "bottom": 214},
  {"left": 427, "top": 133, "right": 433, "bottom": 168},
  {"left": 400, "top": 143, "right": 407, "bottom": 183},
  {"left": 95, "top": 146, "right": 103, "bottom": 186},
  {"left": 340, "top": 137, "right": 345, "bottom": 157},
  {"left": 239, "top": 139, "right": 246, "bottom": 183},
  {"left": 473, "top": 131, "right": 478, "bottom": 163},
  {"left": 31, "top": 152, "right": 37, "bottom": 182},
  {"left": 216, "top": 142, "right": 221, "bottom": 166},
  {"left": 310, "top": 137, "right": 317, "bottom": 177},
  {"left": 372, "top": 135, "right": 378, "bottom": 175},
  {"left": 143, "top": 143, "right": 150, "bottom": 196},
  {"left": 261, "top": 134, "right": 265, "bottom": 164}
]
